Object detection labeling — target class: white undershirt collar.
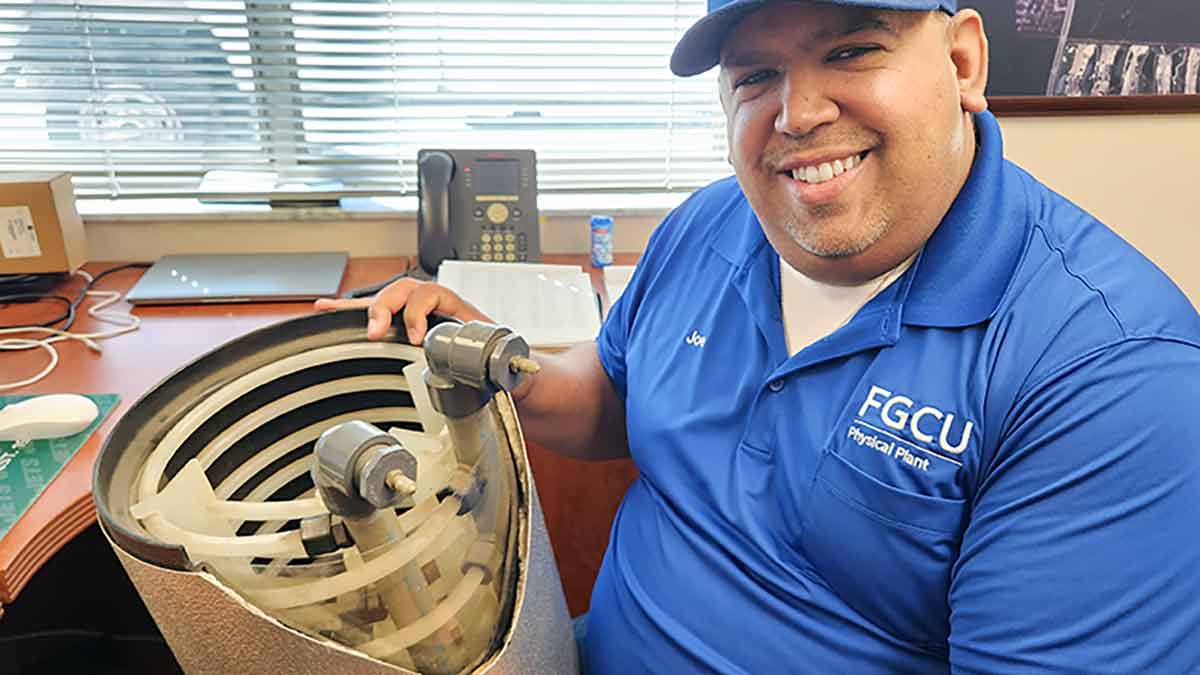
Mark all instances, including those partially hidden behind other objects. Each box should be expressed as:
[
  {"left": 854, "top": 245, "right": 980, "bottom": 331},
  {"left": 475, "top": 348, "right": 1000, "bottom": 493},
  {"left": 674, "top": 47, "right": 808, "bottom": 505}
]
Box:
[{"left": 780, "top": 253, "right": 917, "bottom": 357}]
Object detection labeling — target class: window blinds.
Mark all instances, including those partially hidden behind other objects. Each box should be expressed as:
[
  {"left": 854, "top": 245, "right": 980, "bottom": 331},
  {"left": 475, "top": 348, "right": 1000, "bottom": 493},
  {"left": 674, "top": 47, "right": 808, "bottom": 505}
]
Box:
[{"left": 0, "top": 0, "right": 730, "bottom": 202}]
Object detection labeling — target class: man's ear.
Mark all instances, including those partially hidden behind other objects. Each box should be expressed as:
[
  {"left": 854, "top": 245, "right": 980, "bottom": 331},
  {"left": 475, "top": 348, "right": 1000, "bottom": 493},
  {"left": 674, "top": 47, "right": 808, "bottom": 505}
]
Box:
[{"left": 947, "top": 9, "right": 988, "bottom": 113}]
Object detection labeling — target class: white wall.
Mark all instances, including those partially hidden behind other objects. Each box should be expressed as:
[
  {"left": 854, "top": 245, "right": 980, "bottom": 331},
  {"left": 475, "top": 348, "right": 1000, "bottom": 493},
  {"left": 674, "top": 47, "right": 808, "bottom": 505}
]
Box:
[{"left": 998, "top": 114, "right": 1200, "bottom": 306}]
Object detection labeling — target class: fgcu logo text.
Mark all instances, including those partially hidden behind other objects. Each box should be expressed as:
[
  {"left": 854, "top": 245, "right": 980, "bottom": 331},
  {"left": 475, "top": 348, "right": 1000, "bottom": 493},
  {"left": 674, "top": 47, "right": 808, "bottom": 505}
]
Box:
[{"left": 857, "top": 385, "right": 974, "bottom": 455}]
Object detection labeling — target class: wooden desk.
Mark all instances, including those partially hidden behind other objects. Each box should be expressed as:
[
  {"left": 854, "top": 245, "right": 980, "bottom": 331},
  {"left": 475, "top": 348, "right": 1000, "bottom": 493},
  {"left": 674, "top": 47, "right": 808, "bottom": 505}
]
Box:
[{"left": 0, "top": 255, "right": 637, "bottom": 618}]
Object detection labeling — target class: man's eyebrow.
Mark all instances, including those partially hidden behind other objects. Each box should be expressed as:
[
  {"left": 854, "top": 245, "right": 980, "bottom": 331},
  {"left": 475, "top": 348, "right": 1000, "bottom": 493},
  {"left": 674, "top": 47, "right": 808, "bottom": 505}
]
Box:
[
  {"left": 723, "top": 49, "right": 775, "bottom": 68},
  {"left": 817, "top": 15, "right": 900, "bottom": 41},
  {"left": 721, "top": 13, "right": 899, "bottom": 67}
]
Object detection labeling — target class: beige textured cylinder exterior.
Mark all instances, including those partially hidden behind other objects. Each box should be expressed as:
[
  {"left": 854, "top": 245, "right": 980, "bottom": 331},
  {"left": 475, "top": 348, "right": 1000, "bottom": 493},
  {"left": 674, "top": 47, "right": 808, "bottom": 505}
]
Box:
[{"left": 104, "top": 394, "right": 577, "bottom": 675}]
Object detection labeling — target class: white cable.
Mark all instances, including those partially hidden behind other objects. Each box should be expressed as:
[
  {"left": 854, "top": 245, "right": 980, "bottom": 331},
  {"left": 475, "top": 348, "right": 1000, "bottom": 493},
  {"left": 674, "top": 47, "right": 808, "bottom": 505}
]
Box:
[
  {"left": 0, "top": 338, "right": 59, "bottom": 390},
  {"left": 0, "top": 269, "right": 141, "bottom": 391}
]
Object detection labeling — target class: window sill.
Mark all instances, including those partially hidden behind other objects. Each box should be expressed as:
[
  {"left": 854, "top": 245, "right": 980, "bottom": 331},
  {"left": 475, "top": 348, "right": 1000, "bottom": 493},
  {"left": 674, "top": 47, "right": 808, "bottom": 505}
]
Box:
[{"left": 78, "top": 192, "right": 688, "bottom": 224}]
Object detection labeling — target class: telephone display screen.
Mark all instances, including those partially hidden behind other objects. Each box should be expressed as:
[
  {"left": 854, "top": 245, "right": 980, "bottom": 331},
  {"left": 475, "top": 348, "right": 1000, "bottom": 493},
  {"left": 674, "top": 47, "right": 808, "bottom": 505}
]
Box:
[{"left": 475, "top": 158, "right": 520, "bottom": 196}]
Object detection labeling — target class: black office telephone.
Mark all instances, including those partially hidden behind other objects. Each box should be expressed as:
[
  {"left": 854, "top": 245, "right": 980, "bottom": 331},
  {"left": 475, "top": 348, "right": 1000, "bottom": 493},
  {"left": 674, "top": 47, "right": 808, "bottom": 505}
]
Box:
[{"left": 416, "top": 149, "right": 540, "bottom": 276}]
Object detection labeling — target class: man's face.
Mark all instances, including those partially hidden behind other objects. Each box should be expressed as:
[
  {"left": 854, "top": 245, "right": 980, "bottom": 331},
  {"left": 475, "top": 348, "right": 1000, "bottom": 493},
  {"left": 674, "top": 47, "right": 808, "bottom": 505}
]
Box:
[{"left": 719, "top": 2, "right": 982, "bottom": 283}]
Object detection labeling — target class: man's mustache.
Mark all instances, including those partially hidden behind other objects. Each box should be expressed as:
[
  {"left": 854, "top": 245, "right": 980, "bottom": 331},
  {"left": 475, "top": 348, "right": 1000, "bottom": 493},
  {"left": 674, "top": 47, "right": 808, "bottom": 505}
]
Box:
[{"left": 761, "top": 133, "right": 880, "bottom": 171}]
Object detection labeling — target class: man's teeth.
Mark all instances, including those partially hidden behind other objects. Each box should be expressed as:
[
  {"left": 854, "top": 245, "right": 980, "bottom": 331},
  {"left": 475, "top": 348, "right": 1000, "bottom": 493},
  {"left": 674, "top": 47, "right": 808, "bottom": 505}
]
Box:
[{"left": 791, "top": 153, "right": 862, "bottom": 184}]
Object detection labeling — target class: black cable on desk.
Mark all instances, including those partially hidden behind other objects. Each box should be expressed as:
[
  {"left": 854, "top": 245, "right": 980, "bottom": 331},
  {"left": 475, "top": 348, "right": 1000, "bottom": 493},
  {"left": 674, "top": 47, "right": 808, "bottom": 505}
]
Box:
[
  {"left": 90, "top": 262, "right": 151, "bottom": 286},
  {"left": 63, "top": 262, "right": 152, "bottom": 329},
  {"left": 0, "top": 263, "right": 150, "bottom": 331},
  {"left": 0, "top": 272, "right": 67, "bottom": 296},
  {"left": 0, "top": 294, "right": 76, "bottom": 330}
]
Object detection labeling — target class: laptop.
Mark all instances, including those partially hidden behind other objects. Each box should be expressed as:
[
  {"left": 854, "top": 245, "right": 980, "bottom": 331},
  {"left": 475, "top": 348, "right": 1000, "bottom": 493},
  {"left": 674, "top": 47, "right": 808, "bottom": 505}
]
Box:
[{"left": 125, "top": 252, "right": 348, "bottom": 305}]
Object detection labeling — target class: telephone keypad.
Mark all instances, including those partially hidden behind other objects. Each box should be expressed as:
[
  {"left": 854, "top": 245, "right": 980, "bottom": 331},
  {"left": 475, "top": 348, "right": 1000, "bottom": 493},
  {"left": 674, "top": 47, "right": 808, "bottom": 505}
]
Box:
[{"left": 467, "top": 224, "right": 529, "bottom": 262}]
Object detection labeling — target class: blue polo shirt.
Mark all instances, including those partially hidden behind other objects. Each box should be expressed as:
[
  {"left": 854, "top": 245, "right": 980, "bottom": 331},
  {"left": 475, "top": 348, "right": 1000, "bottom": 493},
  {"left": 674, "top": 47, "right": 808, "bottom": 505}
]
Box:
[{"left": 589, "top": 111, "right": 1200, "bottom": 673}]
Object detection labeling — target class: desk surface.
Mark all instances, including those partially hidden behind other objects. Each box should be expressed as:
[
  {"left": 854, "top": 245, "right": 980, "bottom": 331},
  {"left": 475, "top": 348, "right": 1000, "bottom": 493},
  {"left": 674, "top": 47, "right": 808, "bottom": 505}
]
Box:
[{"left": 0, "top": 255, "right": 637, "bottom": 618}]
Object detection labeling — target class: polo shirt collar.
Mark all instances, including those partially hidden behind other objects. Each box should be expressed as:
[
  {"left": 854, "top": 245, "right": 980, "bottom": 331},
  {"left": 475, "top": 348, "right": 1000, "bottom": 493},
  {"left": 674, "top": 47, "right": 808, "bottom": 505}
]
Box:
[
  {"left": 900, "top": 111, "right": 1028, "bottom": 327},
  {"left": 708, "top": 110, "right": 1027, "bottom": 330},
  {"left": 709, "top": 185, "right": 768, "bottom": 270}
]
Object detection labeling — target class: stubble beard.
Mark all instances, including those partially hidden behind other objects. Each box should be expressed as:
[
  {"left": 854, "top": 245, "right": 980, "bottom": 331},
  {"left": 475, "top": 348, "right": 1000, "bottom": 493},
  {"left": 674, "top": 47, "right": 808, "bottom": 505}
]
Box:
[{"left": 783, "top": 204, "right": 891, "bottom": 259}]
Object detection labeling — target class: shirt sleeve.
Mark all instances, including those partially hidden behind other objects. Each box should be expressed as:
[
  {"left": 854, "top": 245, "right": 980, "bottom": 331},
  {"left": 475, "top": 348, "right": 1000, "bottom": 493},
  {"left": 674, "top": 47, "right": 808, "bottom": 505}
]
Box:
[{"left": 949, "top": 337, "right": 1200, "bottom": 673}]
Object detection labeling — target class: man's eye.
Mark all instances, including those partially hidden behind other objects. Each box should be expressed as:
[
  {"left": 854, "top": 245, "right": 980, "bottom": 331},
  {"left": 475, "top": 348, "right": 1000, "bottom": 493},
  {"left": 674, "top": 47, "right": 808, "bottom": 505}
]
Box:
[
  {"left": 734, "top": 69, "right": 777, "bottom": 89},
  {"left": 826, "top": 45, "right": 879, "bottom": 62}
]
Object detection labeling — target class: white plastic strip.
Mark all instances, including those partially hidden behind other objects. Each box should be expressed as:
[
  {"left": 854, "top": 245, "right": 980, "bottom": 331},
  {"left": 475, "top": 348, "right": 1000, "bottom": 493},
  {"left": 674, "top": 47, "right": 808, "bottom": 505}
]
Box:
[
  {"left": 141, "top": 512, "right": 307, "bottom": 559},
  {"left": 224, "top": 428, "right": 436, "bottom": 533},
  {"left": 245, "top": 497, "right": 460, "bottom": 609},
  {"left": 404, "top": 360, "right": 443, "bottom": 436},
  {"left": 240, "top": 456, "right": 319, "bottom": 508},
  {"left": 212, "top": 407, "right": 417, "bottom": 498},
  {"left": 252, "top": 487, "right": 323, "bottom": 578},
  {"left": 392, "top": 425, "right": 445, "bottom": 454},
  {"left": 138, "top": 342, "right": 421, "bottom": 503},
  {"left": 235, "top": 455, "right": 324, "bottom": 535},
  {"left": 192, "top": 374, "right": 408, "bottom": 469},
  {"left": 359, "top": 568, "right": 486, "bottom": 657},
  {"left": 208, "top": 496, "right": 327, "bottom": 521}
]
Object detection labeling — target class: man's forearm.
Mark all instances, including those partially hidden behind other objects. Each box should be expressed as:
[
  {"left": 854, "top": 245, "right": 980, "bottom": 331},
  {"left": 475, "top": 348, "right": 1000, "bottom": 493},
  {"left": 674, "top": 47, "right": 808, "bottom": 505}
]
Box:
[{"left": 510, "top": 343, "right": 630, "bottom": 461}]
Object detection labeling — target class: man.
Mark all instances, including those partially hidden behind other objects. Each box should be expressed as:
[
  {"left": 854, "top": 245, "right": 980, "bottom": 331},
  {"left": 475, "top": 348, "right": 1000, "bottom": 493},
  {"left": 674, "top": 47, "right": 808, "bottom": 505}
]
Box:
[{"left": 319, "top": 0, "right": 1200, "bottom": 671}]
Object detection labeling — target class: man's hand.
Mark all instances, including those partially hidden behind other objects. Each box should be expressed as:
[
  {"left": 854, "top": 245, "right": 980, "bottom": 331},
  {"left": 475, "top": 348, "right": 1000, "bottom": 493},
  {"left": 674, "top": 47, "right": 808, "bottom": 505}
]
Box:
[
  {"left": 317, "top": 275, "right": 628, "bottom": 460},
  {"left": 314, "top": 277, "right": 493, "bottom": 345}
]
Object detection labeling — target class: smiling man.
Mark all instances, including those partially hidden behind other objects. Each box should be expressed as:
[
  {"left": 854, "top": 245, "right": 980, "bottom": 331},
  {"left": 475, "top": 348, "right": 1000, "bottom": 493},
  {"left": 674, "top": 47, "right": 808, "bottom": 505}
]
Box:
[
  {"left": 319, "top": 0, "right": 1200, "bottom": 672},
  {"left": 714, "top": 3, "right": 982, "bottom": 285}
]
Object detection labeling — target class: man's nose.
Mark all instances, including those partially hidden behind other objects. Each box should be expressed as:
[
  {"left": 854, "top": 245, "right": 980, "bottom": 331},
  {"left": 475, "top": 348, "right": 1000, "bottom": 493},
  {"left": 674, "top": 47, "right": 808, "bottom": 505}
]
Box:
[{"left": 775, "top": 75, "right": 838, "bottom": 137}]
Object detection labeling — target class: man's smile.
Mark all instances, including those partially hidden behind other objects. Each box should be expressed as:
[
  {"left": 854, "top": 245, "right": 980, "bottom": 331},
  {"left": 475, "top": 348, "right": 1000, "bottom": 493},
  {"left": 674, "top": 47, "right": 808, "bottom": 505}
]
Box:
[
  {"left": 775, "top": 150, "right": 871, "bottom": 205},
  {"left": 787, "top": 151, "right": 867, "bottom": 184}
]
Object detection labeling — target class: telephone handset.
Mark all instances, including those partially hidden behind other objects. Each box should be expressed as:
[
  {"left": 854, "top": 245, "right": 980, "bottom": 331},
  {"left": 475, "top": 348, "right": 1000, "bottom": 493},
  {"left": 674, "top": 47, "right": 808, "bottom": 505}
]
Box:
[{"left": 417, "top": 149, "right": 541, "bottom": 277}]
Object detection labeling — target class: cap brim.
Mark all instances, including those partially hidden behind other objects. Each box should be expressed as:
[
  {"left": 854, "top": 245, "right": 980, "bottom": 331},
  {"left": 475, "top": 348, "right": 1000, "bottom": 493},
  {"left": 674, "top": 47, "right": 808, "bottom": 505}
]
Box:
[
  {"left": 670, "top": 0, "right": 952, "bottom": 77},
  {"left": 670, "top": 0, "right": 767, "bottom": 77}
]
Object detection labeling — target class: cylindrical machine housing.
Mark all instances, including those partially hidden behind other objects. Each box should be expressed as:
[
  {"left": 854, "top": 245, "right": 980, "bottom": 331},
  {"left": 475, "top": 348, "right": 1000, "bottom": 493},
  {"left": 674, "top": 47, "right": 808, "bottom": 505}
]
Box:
[{"left": 92, "top": 309, "right": 577, "bottom": 675}]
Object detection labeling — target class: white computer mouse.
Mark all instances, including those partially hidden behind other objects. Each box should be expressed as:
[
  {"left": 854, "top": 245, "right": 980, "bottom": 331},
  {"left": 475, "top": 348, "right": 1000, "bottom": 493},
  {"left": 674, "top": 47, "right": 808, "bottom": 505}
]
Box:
[{"left": 0, "top": 394, "right": 100, "bottom": 448}]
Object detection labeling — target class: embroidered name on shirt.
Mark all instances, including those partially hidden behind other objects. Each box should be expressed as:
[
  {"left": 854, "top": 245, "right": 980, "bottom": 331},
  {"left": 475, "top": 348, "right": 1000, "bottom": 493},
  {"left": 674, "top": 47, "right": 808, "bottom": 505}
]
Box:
[
  {"left": 685, "top": 330, "right": 707, "bottom": 348},
  {"left": 844, "top": 384, "right": 975, "bottom": 472}
]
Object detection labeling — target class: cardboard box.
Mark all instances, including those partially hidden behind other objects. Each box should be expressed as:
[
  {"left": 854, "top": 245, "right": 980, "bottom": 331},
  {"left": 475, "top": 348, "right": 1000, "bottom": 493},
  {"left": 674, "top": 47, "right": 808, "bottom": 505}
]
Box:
[{"left": 0, "top": 173, "right": 88, "bottom": 274}]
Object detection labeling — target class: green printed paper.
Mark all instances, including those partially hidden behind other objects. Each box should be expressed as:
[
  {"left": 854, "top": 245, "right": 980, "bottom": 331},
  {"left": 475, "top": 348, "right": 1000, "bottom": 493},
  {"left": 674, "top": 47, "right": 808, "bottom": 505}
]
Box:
[{"left": 0, "top": 393, "right": 120, "bottom": 540}]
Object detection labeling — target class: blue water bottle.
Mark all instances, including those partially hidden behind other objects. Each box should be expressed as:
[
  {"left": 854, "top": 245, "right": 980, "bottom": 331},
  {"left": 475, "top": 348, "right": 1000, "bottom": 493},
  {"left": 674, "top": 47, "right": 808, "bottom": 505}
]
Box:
[{"left": 590, "top": 215, "right": 613, "bottom": 268}]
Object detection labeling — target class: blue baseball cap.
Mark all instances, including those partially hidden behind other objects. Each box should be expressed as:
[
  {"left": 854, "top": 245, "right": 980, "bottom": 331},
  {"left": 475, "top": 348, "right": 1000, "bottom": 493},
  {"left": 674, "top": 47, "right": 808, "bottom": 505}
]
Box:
[{"left": 670, "top": 0, "right": 958, "bottom": 76}]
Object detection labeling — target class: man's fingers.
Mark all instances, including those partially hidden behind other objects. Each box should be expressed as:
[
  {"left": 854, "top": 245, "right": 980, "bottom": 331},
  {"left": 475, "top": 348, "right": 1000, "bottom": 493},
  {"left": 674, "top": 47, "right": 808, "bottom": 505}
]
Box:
[
  {"left": 402, "top": 284, "right": 448, "bottom": 345},
  {"left": 405, "top": 312, "right": 430, "bottom": 346},
  {"left": 365, "top": 278, "right": 419, "bottom": 340},
  {"left": 313, "top": 297, "right": 371, "bottom": 312},
  {"left": 365, "top": 302, "right": 394, "bottom": 340},
  {"left": 315, "top": 276, "right": 485, "bottom": 346}
]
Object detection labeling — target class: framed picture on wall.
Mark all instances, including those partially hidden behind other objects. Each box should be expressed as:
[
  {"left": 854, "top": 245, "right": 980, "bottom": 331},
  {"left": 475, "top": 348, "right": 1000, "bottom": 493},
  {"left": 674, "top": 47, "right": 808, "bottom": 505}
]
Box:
[{"left": 963, "top": 0, "right": 1200, "bottom": 115}]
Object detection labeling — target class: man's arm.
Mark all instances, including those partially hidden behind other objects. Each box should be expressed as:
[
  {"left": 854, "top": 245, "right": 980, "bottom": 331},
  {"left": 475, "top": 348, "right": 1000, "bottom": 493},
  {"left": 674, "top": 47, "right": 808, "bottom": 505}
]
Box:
[
  {"left": 508, "top": 342, "right": 629, "bottom": 460},
  {"left": 315, "top": 277, "right": 629, "bottom": 461},
  {"left": 948, "top": 338, "right": 1200, "bottom": 673}
]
